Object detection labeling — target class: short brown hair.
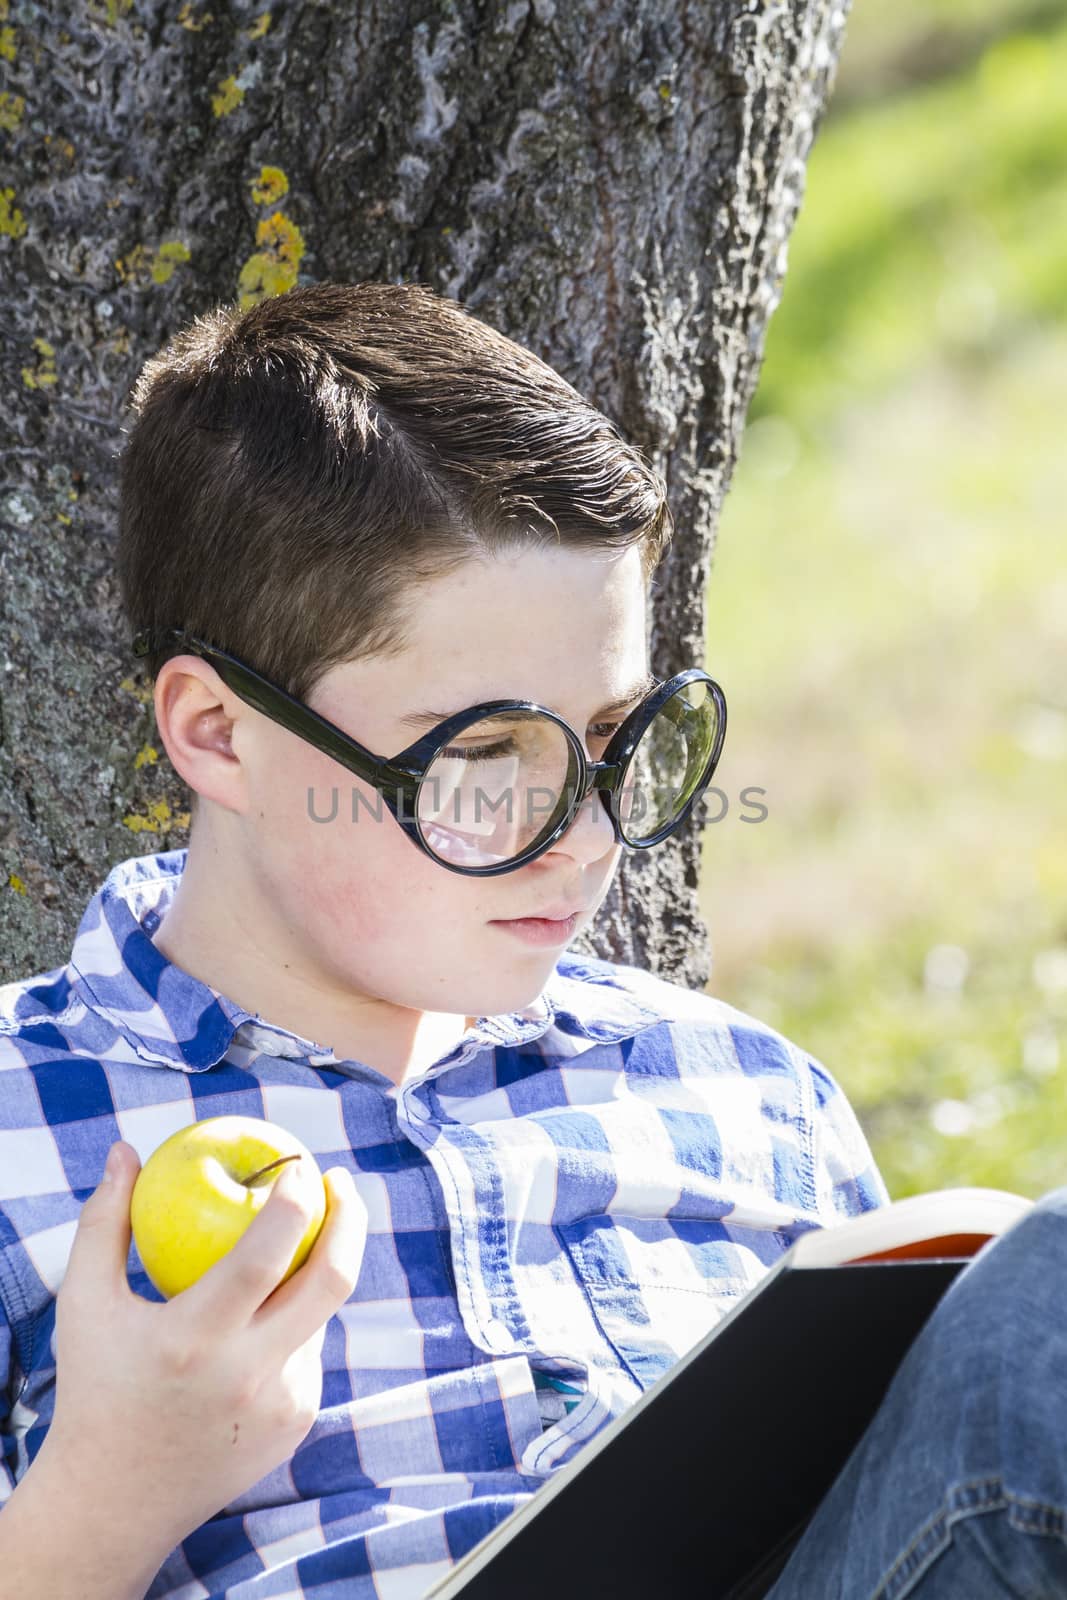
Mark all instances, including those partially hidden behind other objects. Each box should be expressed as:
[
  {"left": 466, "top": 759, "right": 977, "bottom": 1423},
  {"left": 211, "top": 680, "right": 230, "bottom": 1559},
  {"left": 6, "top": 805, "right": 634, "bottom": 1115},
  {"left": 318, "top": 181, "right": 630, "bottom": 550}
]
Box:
[{"left": 118, "top": 279, "right": 672, "bottom": 704}]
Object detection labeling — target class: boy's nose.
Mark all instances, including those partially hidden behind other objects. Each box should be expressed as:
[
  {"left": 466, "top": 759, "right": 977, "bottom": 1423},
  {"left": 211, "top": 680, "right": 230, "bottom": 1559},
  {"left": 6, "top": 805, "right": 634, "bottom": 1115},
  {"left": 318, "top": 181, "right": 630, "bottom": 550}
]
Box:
[{"left": 546, "top": 785, "right": 618, "bottom": 864}]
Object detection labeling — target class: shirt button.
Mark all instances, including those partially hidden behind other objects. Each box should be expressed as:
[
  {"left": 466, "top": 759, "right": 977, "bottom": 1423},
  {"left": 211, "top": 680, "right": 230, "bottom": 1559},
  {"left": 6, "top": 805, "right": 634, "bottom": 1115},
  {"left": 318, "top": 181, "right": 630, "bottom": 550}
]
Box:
[{"left": 483, "top": 1317, "right": 512, "bottom": 1352}]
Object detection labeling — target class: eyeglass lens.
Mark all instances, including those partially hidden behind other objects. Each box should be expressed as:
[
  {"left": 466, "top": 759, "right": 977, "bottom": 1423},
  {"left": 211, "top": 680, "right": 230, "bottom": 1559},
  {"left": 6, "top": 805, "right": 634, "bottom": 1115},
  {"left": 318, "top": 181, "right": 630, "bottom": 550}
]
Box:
[{"left": 414, "top": 680, "right": 720, "bottom": 869}]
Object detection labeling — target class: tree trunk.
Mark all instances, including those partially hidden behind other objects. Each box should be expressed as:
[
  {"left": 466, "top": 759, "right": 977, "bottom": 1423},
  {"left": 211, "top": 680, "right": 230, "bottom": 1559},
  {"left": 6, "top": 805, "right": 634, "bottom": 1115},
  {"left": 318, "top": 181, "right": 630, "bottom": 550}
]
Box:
[{"left": 0, "top": 0, "right": 849, "bottom": 991}]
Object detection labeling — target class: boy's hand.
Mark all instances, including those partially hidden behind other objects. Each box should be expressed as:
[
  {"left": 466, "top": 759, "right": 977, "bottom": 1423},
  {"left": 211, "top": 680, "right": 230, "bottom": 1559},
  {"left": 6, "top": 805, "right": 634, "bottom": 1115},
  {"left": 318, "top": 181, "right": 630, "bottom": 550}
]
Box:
[{"left": 42, "top": 1140, "right": 368, "bottom": 1556}]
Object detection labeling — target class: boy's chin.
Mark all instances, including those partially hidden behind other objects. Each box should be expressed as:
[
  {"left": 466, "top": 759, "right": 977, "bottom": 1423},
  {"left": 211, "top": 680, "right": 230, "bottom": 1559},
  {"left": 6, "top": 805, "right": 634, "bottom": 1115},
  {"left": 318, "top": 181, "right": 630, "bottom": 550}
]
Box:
[{"left": 458, "top": 967, "right": 558, "bottom": 1022}]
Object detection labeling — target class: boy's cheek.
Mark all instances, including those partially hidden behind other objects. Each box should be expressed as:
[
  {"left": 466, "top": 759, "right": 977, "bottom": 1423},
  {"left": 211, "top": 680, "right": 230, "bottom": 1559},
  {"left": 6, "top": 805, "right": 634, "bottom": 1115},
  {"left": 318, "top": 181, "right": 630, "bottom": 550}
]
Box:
[{"left": 278, "top": 795, "right": 450, "bottom": 944}]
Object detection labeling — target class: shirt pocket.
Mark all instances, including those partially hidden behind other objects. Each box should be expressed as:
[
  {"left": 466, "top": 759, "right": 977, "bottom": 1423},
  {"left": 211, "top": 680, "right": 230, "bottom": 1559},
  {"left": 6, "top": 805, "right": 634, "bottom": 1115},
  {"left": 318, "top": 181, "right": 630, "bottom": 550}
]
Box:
[{"left": 556, "top": 1213, "right": 773, "bottom": 1390}]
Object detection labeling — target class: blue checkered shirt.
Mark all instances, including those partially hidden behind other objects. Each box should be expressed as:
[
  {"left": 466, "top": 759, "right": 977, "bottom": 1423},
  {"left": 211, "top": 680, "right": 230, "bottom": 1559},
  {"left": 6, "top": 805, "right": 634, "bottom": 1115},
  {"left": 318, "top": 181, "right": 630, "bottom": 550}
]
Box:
[{"left": 0, "top": 849, "right": 889, "bottom": 1598}]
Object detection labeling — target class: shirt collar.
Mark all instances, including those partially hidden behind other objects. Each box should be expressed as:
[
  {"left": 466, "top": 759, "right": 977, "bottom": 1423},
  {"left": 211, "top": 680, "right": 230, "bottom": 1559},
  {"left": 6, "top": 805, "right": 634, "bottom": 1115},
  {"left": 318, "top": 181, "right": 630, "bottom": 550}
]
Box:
[{"left": 67, "top": 849, "right": 664, "bottom": 1076}]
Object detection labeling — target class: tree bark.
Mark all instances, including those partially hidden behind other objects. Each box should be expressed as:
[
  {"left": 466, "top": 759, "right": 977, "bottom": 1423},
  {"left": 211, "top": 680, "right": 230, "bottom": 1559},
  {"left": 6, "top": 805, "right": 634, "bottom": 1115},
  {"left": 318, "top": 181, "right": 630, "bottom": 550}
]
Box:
[{"left": 0, "top": 0, "right": 849, "bottom": 991}]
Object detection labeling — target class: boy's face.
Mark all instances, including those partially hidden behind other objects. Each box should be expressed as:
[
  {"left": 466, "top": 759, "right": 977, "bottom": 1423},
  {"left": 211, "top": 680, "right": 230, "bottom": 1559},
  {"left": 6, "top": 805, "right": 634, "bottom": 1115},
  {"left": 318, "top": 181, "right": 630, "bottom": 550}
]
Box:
[{"left": 171, "top": 542, "right": 651, "bottom": 1026}]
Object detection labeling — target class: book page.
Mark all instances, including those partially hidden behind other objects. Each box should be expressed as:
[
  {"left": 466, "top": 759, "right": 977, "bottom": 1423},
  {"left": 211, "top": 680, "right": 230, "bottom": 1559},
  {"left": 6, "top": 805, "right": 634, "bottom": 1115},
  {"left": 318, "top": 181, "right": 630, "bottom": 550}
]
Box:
[{"left": 792, "top": 1187, "right": 1031, "bottom": 1270}]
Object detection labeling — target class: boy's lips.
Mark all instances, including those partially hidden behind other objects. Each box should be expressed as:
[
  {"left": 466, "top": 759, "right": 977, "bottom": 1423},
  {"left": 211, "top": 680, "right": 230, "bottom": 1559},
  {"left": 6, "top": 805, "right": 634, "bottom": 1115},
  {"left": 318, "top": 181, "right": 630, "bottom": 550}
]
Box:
[{"left": 489, "top": 907, "right": 584, "bottom": 946}]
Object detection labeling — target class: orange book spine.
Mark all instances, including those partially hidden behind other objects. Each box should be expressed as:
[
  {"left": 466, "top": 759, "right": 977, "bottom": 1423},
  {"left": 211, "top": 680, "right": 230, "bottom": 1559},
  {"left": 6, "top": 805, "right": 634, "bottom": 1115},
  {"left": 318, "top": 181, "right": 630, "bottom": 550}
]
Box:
[{"left": 848, "top": 1231, "right": 995, "bottom": 1264}]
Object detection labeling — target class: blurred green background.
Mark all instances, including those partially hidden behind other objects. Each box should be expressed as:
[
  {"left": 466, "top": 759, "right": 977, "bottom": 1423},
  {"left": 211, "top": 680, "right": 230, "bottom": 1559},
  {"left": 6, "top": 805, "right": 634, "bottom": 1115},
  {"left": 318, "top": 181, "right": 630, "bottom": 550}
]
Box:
[{"left": 701, "top": 0, "right": 1066, "bottom": 1201}]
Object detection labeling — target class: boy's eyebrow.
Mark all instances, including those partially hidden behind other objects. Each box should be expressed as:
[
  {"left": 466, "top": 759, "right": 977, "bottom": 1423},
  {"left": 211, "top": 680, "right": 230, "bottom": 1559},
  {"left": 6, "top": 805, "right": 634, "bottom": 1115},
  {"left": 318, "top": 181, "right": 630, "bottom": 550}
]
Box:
[{"left": 397, "top": 669, "right": 659, "bottom": 730}]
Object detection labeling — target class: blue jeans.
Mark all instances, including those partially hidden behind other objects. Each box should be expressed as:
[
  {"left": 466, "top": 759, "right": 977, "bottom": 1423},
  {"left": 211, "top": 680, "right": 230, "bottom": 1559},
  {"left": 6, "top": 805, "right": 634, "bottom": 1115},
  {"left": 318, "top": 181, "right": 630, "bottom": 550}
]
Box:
[{"left": 765, "top": 1184, "right": 1067, "bottom": 1599}]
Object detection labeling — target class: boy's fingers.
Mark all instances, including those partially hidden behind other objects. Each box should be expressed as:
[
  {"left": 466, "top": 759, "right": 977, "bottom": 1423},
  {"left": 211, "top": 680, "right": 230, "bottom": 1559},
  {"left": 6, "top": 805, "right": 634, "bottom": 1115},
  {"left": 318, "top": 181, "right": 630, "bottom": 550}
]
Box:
[
  {"left": 253, "top": 1168, "right": 368, "bottom": 1361},
  {"left": 61, "top": 1142, "right": 140, "bottom": 1303},
  {"left": 179, "top": 1157, "right": 322, "bottom": 1330}
]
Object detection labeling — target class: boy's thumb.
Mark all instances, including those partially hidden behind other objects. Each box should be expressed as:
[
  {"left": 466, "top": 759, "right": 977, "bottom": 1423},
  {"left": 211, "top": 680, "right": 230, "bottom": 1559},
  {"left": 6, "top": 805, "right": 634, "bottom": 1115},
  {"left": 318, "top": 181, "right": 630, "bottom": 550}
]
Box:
[
  {"left": 101, "top": 1141, "right": 135, "bottom": 1188},
  {"left": 62, "top": 1143, "right": 138, "bottom": 1300}
]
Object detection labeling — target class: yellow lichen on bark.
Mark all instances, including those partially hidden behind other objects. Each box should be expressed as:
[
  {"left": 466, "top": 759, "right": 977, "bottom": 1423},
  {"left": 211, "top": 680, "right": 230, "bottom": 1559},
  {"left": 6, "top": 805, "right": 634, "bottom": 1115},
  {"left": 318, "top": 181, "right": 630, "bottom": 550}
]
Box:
[
  {"left": 119, "top": 676, "right": 155, "bottom": 706},
  {"left": 150, "top": 239, "right": 192, "bottom": 284},
  {"left": 251, "top": 165, "right": 288, "bottom": 205},
  {"left": 115, "top": 240, "right": 190, "bottom": 286},
  {"left": 114, "top": 243, "right": 151, "bottom": 283},
  {"left": 21, "top": 337, "right": 56, "bottom": 388},
  {"left": 178, "top": 3, "right": 213, "bottom": 30},
  {"left": 0, "top": 91, "right": 24, "bottom": 131},
  {"left": 237, "top": 211, "right": 305, "bottom": 308},
  {"left": 212, "top": 73, "right": 245, "bottom": 117},
  {"left": 0, "top": 186, "right": 27, "bottom": 237},
  {"left": 122, "top": 798, "right": 173, "bottom": 833}
]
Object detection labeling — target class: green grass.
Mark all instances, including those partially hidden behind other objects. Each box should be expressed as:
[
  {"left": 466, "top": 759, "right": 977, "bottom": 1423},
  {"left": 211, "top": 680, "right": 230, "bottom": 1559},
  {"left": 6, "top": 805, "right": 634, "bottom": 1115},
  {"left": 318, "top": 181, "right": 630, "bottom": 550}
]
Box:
[
  {"left": 753, "top": 20, "right": 1067, "bottom": 424},
  {"left": 833, "top": 0, "right": 1067, "bottom": 101},
  {"left": 700, "top": 3, "right": 1067, "bottom": 1202}
]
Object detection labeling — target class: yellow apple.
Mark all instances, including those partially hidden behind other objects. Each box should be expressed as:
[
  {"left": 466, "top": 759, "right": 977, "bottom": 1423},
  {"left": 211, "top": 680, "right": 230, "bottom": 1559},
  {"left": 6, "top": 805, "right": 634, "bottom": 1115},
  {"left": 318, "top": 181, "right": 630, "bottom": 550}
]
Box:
[{"left": 129, "top": 1114, "right": 328, "bottom": 1300}]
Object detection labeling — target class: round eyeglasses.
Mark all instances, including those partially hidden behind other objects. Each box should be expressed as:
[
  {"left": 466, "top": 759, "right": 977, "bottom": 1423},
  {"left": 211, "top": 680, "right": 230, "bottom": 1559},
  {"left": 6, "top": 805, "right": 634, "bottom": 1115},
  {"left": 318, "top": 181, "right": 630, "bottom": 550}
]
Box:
[{"left": 131, "top": 628, "right": 727, "bottom": 877}]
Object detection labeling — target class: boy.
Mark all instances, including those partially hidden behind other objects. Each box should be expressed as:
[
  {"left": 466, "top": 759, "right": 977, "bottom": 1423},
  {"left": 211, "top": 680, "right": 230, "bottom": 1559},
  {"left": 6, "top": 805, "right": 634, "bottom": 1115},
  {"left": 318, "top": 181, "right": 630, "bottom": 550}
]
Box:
[{"left": 1, "top": 281, "right": 1062, "bottom": 1600}]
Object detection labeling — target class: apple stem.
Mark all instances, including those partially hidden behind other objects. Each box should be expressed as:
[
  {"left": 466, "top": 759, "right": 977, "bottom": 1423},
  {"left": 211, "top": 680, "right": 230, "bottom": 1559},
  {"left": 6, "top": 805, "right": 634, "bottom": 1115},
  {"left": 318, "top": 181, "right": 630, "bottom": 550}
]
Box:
[{"left": 243, "top": 1153, "right": 302, "bottom": 1187}]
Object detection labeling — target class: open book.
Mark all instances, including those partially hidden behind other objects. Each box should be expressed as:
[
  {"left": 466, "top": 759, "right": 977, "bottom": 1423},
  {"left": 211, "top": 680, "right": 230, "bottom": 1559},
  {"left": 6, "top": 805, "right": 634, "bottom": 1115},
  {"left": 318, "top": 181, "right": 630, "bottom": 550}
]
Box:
[{"left": 425, "top": 1187, "right": 1031, "bottom": 1600}]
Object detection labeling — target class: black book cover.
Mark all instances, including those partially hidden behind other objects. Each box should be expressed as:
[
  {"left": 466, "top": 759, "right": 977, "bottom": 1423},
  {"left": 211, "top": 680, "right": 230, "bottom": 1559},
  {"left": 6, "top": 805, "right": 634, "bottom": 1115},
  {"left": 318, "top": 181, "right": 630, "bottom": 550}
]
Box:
[{"left": 430, "top": 1258, "right": 965, "bottom": 1599}]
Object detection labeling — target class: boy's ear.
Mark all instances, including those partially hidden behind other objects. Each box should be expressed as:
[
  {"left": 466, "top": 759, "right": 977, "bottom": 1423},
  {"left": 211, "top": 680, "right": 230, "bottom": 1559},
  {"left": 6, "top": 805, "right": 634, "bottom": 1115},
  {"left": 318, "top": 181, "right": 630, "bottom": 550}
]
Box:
[{"left": 152, "top": 656, "right": 247, "bottom": 814}]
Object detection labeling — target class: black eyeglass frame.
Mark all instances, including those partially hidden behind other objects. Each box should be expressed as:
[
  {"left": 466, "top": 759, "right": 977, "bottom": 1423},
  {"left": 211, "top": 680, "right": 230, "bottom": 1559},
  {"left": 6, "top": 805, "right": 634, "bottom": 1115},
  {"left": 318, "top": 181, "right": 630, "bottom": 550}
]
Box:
[{"left": 131, "top": 627, "right": 728, "bottom": 878}]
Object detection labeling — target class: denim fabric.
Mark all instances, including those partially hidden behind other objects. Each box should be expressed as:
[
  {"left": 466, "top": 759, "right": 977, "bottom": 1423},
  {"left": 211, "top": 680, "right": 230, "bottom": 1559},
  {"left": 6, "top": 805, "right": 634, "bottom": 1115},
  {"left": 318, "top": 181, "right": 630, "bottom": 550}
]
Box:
[{"left": 767, "top": 1186, "right": 1067, "bottom": 1600}]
